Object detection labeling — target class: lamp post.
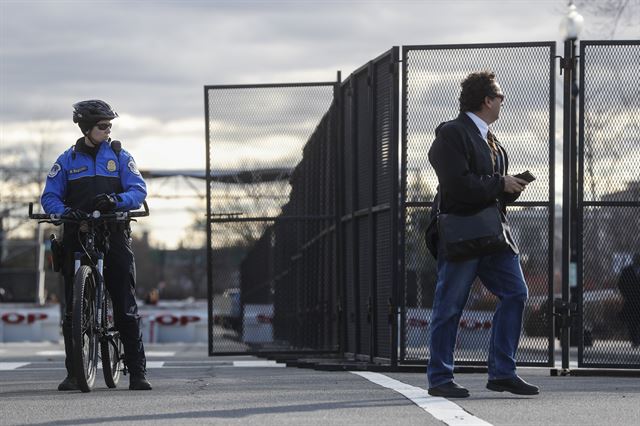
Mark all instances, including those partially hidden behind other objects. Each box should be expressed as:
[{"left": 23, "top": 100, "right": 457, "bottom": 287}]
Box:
[{"left": 558, "top": 1, "right": 584, "bottom": 373}]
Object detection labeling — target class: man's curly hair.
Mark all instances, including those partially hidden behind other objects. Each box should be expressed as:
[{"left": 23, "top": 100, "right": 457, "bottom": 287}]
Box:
[{"left": 459, "top": 71, "right": 500, "bottom": 112}]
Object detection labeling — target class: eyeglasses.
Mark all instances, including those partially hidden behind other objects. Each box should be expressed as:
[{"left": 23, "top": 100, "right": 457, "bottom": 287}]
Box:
[
  {"left": 94, "top": 123, "right": 112, "bottom": 130},
  {"left": 490, "top": 93, "right": 505, "bottom": 106}
]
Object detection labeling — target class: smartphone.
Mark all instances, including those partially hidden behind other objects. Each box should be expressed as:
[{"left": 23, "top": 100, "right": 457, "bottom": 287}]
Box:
[{"left": 514, "top": 170, "right": 536, "bottom": 183}]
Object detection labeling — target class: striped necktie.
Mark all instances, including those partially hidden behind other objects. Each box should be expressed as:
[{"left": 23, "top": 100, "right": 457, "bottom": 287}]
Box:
[{"left": 487, "top": 131, "right": 499, "bottom": 172}]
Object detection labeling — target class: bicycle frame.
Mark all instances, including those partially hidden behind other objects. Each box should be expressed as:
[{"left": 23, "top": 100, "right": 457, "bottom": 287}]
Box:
[{"left": 29, "top": 201, "right": 149, "bottom": 392}]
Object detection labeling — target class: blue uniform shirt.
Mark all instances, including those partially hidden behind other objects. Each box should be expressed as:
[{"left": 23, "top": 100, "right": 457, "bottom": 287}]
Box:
[{"left": 41, "top": 138, "right": 147, "bottom": 214}]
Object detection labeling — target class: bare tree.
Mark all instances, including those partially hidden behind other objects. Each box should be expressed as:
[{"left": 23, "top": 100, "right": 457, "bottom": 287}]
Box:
[
  {"left": 574, "top": 0, "right": 640, "bottom": 38},
  {"left": 0, "top": 121, "right": 60, "bottom": 303}
]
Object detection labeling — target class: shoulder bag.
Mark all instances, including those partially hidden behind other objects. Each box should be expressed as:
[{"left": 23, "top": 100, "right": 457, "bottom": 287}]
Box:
[{"left": 437, "top": 202, "right": 510, "bottom": 262}]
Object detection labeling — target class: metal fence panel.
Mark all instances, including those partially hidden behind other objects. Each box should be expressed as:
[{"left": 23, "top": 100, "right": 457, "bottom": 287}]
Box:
[
  {"left": 341, "top": 80, "right": 359, "bottom": 356},
  {"left": 401, "top": 43, "right": 556, "bottom": 366},
  {"left": 205, "top": 82, "right": 337, "bottom": 355},
  {"left": 373, "top": 48, "right": 400, "bottom": 363},
  {"left": 578, "top": 40, "right": 640, "bottom": 368},
  {"left": 354, "top": 67, "right": 373, "bottom": 360},
  {"left": 339, "top": 48, "right": 399, "bottom": 362}
]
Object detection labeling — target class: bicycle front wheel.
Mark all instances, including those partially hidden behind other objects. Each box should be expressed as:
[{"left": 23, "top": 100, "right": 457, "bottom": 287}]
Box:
[
  {"left": 101, "top": 290, "right": 123, "bottom": 388},
  {"left": 72, "top": 265, "right": 98, "bottom": 393}
]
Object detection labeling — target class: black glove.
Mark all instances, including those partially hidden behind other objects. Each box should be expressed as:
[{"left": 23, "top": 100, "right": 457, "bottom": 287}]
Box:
[
  {"left": 93, "top": 193, "right": 118, "bottom": 212},
  {"left": 62, "top": 208, "right": 86, "bottom": 221}
]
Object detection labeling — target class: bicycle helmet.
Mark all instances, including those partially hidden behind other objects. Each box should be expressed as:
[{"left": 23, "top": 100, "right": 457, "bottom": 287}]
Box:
[{"left": 72, "top": 100, "right": 118, "bottom": 134}]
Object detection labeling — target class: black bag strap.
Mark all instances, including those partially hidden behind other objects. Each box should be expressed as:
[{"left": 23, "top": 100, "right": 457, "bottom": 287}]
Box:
[{"left": 110, "top": 139, "right": 122, "bottom": 157}]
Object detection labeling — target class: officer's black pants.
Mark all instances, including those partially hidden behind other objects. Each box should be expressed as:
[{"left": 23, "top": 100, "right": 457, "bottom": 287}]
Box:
[{"left": 61, "top": 227, "right": 146, "bottom": 376}]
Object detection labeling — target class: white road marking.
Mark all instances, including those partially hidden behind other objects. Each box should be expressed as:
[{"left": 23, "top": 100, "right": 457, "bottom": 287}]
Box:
[
  {"left": 554, "top": 360, "right": 578, "bottom": 368},
  {"left": 0, "top": 362, "right": 29, "bottom": 370},
  {"left": 352, "top": 372, "right": 493, "bottom": 426},
  {"left": 233, "top": 360, "right": 285, "bottom": 368},
  {"left": 0, "top": 359, "right": 289, "bottom": 371},
  {"left": 35, "top": 350, "right": 176, "bottom": 357},
  {"left": 5, "top": 367, "right": 65, "bottom": 371},
  {"left": 36, "top": 351, "right": 65, "bottom": 356}
]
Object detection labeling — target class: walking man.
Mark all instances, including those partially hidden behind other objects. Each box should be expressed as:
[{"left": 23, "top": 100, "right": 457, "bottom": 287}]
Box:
[{"left": 426, "top": 71, "right": 539, "bottom": 398}]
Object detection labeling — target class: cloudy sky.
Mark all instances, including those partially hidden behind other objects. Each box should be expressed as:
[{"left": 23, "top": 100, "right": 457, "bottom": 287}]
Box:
[{"left": 1, "top": 0, "right": 638, "bottom": 247}]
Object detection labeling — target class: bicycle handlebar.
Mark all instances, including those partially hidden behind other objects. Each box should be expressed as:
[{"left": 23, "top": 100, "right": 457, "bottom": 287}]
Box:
[{"left": 28, "top": 201, "right": 150, "bottom": 222}]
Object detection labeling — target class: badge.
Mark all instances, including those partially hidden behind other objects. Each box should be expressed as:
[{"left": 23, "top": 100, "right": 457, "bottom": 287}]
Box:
[
  {"left": 128, "top": 160, "right": 140, "bottom": 176},
  {"left": 48, "top": 163, "right": 61, "bottom": 178},
  {"left": 107, "top": 160, "right": 117, "bottom": 172}
]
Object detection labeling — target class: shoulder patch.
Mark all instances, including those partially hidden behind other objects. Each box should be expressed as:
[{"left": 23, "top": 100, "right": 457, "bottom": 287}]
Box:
[
  {"left": 48, "top": 163, "right": 61, "bottom": 178},
  {"left": 127, "top": 160, "right": 141, "bottom": 176}
]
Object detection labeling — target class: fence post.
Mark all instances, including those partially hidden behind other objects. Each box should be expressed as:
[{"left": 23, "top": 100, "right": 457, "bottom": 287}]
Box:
[{"left": 557, "top": 38, "right": 579, "bottom": 374}]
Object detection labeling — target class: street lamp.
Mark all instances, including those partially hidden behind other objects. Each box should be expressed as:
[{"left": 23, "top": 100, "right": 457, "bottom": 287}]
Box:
[
  {"left": 560, "top": 2, "right": 585, "bottom": 41},
  {"left": 558, "top": 1, "right": 584, "bottom": 374}
]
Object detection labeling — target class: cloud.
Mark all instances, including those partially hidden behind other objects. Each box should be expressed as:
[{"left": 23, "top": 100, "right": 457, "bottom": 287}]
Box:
[
  {"left": 2, "top": 0, "right": 638, "bottom": 247},
  {"left": 0, "top": 0, "right": 563, "bottom": 121}
]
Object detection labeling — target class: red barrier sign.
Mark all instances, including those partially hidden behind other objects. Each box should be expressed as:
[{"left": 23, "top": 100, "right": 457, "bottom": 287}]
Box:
[
  {"left": 406, "top": 318, "right": 492, "bottom": 330},
  {"left": 256, "top": 314, "right": 272, "bottom": 324},
  {"left": 407, "top": 318, "right": 429, "bottom": 328},
  {"left": 459, "top": 319, "right": 492, "bottom": 330},
  {"left": 154, "top": 314, "right": 201, "bottom": 326},
  {"left": 1, "top": 312, "right": 48, "bottom": 324}
]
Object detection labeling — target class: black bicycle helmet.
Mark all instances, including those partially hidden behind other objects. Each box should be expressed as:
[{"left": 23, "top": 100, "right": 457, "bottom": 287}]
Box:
[{"left": 72, "top": 99, "right": 118, "bottom": 133}]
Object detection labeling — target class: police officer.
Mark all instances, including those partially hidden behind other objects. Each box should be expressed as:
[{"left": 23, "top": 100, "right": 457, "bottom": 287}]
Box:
[{"left": 41, "top": 100, "right": 151, "bottom": 391}]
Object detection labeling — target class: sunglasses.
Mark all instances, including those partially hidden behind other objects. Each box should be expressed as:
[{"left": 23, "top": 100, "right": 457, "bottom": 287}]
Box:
[
  {"left": 94, "top": 123, "right": 112, "bottom": 130},
  {"left": 488, "top": 93, "right": 505, "bottom": 106}
]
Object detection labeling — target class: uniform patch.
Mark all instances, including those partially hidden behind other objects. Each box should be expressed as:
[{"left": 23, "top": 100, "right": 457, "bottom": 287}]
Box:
[
  {"left": 128, "top": 160, "right": 140, "bottom": 175},
  {"left": 107, "top": 160, "right": 117, "bottom": 172},
  {"left": 48, "top": 163, "right": 61, "bottom": 178},
  {"left": 69, "top": 166, "right": 88, "bottom": 175}
]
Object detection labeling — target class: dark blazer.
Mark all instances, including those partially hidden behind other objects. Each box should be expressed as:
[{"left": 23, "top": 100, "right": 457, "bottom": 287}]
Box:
[{"left": 425, "top": 112, "right": 520, "bottom": 258}]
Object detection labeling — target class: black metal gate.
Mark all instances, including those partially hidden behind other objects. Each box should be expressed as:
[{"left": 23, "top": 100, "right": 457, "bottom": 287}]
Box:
[
  {"left": 205, "top": 40, "right": 639, "bottom": 374},
  {"left": 204, "top": 82, "right": 337, "bottom": 355},
  {"left": 577, "top": 40, "right": 640, "bottom": 368},
  {"left": 339, "top": 48, "right": 399, "bottom": 363},
  {"left": 400, "top": 43, "right": 557, "bottom": 366}
]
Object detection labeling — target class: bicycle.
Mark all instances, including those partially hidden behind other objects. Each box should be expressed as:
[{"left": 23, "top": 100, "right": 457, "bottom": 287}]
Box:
[{"left": 29, "top": 201, "right": 149, "bottom": 392}]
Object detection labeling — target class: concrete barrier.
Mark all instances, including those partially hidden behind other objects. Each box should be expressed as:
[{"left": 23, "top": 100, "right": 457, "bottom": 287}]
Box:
[
  {"left": 405, "top": 308, "right": 493, "bottom": 350},
  {"left": 139, "top": 301, "right": 209, "bottom": 343},
  {"left": 0, "top": 302, "right": 212, "bottom": 343},
  {"left": 242, "top": 304, "right": 273, "bottom": 344},
  {"left": 0, "top": 304, "right": 61, "bottom": 342}
]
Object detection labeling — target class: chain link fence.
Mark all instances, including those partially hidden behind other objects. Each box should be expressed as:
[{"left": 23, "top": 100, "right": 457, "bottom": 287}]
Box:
[
  {"left": 578, "top": 40, "right": 640, "bottom": 368},
  {"left": 339, "top": 48, "right": 399, "bottom": 363},
  {"left": 401, "top": 43, "right": 556, "bottom": 366},
  {"left": 204, "top": 40, "right": 640, "bottom": 372},
  {"left": 204, "top": 83, "right": 336, "bottom": 354}
]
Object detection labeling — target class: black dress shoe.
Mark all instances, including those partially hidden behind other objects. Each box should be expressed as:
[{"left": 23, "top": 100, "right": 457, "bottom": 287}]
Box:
[
  {"left": 428, "top": 381, "right": 470, "bottom": 398},
  {"left": 129, "top": 374, "right": 152, "bottom": 390},
  {"left": 487, "top": 376, "right": 539, "bottom": 395},
  {"left": 57, "top": 376, "right": 79, "bottom": 391}
]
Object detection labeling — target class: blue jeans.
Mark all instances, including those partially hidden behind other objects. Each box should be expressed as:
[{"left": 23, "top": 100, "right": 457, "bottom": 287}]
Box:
[{"left": 427, "top": 249, "right": 528, "bottom": 388}]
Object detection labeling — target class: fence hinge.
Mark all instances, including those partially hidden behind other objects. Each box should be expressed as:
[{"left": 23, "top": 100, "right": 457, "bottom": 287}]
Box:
[
  {"left": 556, "top": 55, "right": 579, "bottom": 75},
  {"left": 553, "top": 298, "right": 578, "bottom": 330}
]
